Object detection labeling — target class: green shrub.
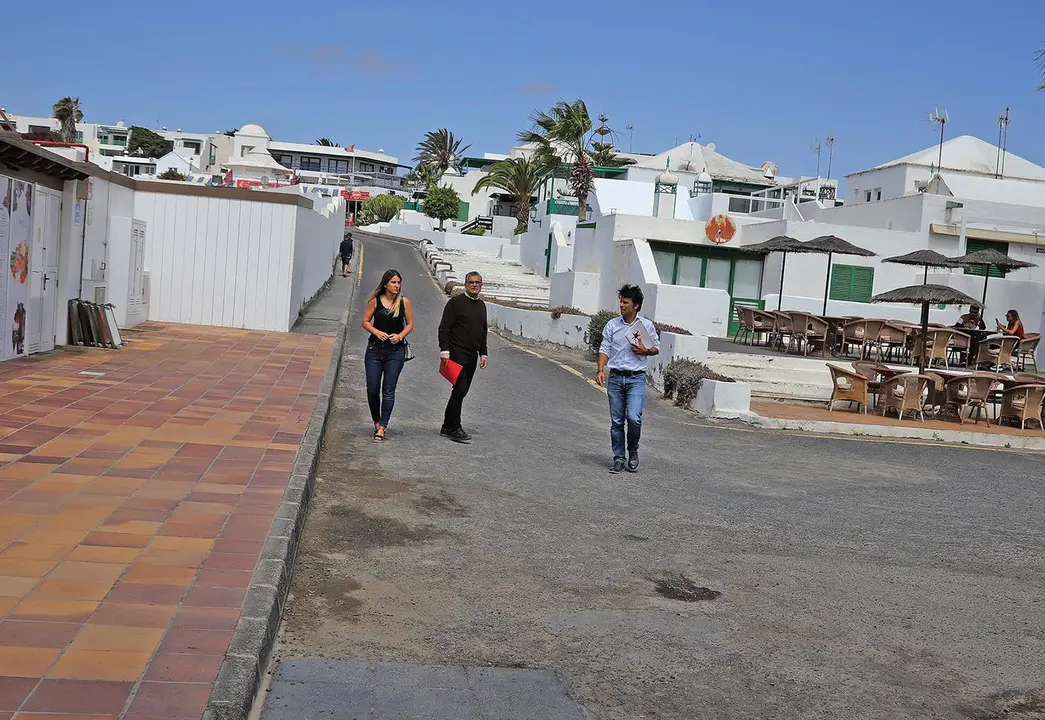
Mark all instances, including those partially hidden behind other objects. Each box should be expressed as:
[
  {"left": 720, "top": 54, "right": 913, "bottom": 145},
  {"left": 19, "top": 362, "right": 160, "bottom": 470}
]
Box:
[
  {"left": 444, "top": 281, "right": 462, "bottom": 296},
  {"left": 585, "top": 310, "right": 617, "bottom": 356},
  {"left": 655, "top": 322, "right": 691, "bottom": 336},
  {"left": 462, "top": 226, "right": 486, "bottom": 236},
  {"left": 662, "top": 359, "right": 734, "bottom": 408},
  {"left": 550, "top": 306, "right": 585, "bottom": 319},
  {"left": 357, "top": 194, "right": 404, "bottom": 226}
]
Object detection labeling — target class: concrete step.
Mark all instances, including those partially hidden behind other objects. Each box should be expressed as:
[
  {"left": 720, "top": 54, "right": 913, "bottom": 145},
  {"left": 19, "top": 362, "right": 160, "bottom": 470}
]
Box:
[{"left": 705, "top": 351, "right": 834, "bottom": 402}]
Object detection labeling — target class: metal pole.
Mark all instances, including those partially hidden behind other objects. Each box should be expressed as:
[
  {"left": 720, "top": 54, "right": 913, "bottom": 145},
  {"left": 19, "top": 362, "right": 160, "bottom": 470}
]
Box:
[
  {"left": 923, "top": 265, "right": 928, "bottom": 285},
  {"left": 981, "top": 270, "right": 989, "bottom": 308},
  {"left": 821, "top": 251, "right": 832, "bottom": 315},
  {"left": 778, "top": 252, "right": 787, "bottom": 311},
  {"left": 918, "top": 301, "right": 929, "bottom": 375}
]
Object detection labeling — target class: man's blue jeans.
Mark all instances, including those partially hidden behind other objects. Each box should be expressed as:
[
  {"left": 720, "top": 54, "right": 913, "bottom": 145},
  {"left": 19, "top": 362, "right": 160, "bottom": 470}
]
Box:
[
  {"left": 365, "top": 340, "right": 406, "bottom": 427},
  {"left": 607, "top": 371, "right": 646, "bottom": 460}
]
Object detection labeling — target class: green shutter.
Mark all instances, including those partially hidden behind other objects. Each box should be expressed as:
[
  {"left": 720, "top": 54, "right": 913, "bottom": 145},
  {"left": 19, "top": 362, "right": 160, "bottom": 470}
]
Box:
[
  {"left": 829, "top": 264, "right": 873, "bottom": 302},
  {"left": 456, "top": 201, "right": 469, "bottom": 221},
  {"left": 829, "top": 264, "right": 853, "bottom": 301},
  {"left": 850, "top": 266, "right": 874, "bottom": 302},
  {"left": 964, "top": 239, "right": 1008, "bottom": 278}
]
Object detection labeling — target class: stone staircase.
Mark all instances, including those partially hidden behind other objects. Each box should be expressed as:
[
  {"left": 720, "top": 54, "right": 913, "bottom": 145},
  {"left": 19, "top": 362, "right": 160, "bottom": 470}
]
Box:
[{"left": 705, "top": 350, "right": 834, "bottom": 402}]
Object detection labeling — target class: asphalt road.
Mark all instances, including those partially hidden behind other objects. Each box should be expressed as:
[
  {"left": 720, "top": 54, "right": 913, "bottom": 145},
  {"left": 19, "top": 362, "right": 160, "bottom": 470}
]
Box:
[{"left": 269, "top": 232, "right": 1045, "bottom": 720}]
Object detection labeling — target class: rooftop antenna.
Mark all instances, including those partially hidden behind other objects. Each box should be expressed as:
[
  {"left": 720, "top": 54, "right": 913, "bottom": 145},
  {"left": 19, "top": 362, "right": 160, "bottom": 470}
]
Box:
[
  {"left": 812, "top": 138, "right": 822, "bottom": 178},
  {"left": 824, "top": 135, "right": 835, "bottom": 179},
  {"left": 928, "top": 107, "right": 948, "bottom": 174},
  {"left": 626, "top": 124, "right": 634, "bottom": 153},
  {"left": 996, "top": 107, "right": 1010, "bottom": 179}
]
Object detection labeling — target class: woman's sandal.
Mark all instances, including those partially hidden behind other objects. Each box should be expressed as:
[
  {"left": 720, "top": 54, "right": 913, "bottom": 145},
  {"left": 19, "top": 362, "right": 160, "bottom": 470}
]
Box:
[{"left": 373, "top": 428, "right": 386, "bottom": 443}]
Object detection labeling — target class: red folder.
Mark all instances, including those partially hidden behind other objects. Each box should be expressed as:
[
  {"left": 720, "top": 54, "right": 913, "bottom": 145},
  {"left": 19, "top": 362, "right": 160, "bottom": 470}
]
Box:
[{"left": 439, "top": 358, "right": 463, "bottom": 385}]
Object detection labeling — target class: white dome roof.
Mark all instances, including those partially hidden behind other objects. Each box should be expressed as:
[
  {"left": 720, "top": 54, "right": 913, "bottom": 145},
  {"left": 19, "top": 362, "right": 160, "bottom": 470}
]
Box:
[
  {"left": 697, "top": 171, "right": 713, "bottom": 183},
  {"left": 657, "top": 169, "right": 679, "bottom": 185},
  {"left": 226, "top": 149, "right": 287, "bottom": 171},
  {"left": 237, "top": 123, "right": 269, "bottom": 137}
]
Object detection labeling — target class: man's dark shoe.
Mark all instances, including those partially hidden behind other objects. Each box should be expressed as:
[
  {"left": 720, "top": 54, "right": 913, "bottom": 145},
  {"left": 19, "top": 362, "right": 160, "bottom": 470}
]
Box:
[
  {"left": 627, "top": 453, "right": 639, "bottom": 473},
  {"left": 609, "top": 458, "right": 625, "bottom": 474},
  {"left": 440, "top": 427, "right": 453, "bottom": 437},
  {"left": 448, "top": 428, "right": 471, "bottom": 443}
]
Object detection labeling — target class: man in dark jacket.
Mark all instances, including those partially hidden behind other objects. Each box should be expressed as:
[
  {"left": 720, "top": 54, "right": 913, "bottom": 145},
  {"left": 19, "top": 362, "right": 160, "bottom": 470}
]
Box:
[
  {"left": 339, "top": 233, "right": 354, "bottom": 277},
  {"left": 438, "top": 272, "right": 488, "bottom": 443}
]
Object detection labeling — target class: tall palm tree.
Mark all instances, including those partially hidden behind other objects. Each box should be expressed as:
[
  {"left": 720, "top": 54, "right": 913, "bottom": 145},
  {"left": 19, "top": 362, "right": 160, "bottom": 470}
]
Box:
[
  {"left": 518, "top": 100, "right": 596, "bottom": 221},
  {"left": 404, "top": 163, "right": 440, "bottom": 197},
  {"left": 414, "top": 128, "right": 471, "bottom": 177},
  {"left": 52, "top": 97, "right": 83, "bottom": 143},
  {"left": 473, "top": 156, "right": 554, "bottom": 233},
  {"left": 590, "top": 141, "right": 634, "bottom": 168},
  {"left": 315, "top": 137, "right": 340, "bottom": 146}
]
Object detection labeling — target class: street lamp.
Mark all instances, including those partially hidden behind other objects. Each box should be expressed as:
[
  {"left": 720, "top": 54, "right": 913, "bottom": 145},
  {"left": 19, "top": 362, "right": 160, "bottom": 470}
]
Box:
[{"left": 529, "top": 204, "right": 541, "bottom": 228}]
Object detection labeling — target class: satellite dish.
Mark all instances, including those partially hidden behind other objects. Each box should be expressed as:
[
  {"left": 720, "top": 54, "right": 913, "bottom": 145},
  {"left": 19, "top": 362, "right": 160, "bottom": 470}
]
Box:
[{"left": 260, "top": 176, "right": 270, "bottom": 185}]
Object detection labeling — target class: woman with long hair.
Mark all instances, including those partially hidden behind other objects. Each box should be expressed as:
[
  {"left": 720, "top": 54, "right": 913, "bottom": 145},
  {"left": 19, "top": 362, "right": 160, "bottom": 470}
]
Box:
[
  {"left": 361, "top": 269, "right": 414, "bottom": 442},
  {"left": 997, "top": 309, "right": 1027, "bottom": 339}
]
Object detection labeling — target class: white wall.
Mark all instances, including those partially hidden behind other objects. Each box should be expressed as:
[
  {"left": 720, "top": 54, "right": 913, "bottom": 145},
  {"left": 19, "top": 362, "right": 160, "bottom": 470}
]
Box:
[
  {"left": 550, "top": 271, "right": 600, "bottom": 313},
  {"left": 644, "top": 283, "right": 731, "bottom": 336}
]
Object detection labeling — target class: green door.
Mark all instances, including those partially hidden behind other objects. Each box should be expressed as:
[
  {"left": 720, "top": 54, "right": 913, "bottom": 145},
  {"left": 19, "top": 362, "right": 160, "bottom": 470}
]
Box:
[{"left": 728, "top": 258, "right": 765, "bottom": 336}]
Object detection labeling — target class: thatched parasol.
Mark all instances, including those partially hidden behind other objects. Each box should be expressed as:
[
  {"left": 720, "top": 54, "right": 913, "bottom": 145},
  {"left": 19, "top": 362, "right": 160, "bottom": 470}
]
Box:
[
  {"left": 871, "top": 284, "right": 980, "bottom": 373},
  {"left": 952, "top": 248, "right": 1037, "bottom": 310},
  {"left": 883, "top": 249, "right": 958, "bottom": 285},
  {"left": 742, "top": 235, "right": 813, "bottom": 311},
  {"left": 803, "top": 235, "right": 877, "bottom": 315}
]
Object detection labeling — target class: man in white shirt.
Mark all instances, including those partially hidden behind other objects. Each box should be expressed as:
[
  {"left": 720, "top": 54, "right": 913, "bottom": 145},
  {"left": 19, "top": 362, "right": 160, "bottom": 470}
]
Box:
[{"left": 595, "top": 285, "right": 660, "bottom": 473}]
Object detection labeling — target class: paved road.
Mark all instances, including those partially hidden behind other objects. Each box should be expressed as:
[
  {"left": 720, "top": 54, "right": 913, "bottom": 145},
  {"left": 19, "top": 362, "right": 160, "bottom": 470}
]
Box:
[{"left": 265, "top": 233, "right": 1045, "bottom": 720}]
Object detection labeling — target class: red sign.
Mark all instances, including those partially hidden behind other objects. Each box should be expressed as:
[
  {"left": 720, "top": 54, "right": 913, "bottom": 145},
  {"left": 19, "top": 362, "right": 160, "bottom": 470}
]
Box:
[
  {"left": 340, "top": 190, "right": 370, "bottom": 201},
  {"left": 705, "top": 214, "right": 737, "bottom": 244}
]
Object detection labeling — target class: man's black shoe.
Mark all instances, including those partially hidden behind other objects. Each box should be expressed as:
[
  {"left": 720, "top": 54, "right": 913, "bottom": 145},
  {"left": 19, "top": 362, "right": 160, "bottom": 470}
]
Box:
[
  {"left": 448, "top": 428, "right": 471, "bottom": 443},
  {"left": 440, "top": 427, "right": 453, "bottom": 437},
  {"left": 609, "top": 458, "right": 625, "bottom": 474},
  {"left": 627, "top": 453, "right": 639, "bottom": 473}
]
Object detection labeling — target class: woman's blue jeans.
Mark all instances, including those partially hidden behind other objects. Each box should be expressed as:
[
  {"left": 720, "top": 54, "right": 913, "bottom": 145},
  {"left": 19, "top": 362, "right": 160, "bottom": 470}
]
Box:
[{"left": 365, "top": 341, "right": 405, "bottom": 427}]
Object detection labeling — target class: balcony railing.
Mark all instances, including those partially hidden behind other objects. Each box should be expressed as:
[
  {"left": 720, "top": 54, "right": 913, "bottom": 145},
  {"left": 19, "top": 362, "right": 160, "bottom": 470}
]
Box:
[{"left": 547, "top": 198, "right": 591, "bottom": 216}]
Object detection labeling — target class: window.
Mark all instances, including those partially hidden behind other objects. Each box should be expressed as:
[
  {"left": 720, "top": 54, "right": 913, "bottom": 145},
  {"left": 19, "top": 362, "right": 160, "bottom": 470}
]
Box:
[
  {"left": 964, "top": 239, "right": 1009, "bottom": 278},
  {"left": 328, "top": 159, "right": 349, "bottom": 173},
  {"left": 875, "top": 188, "right": 882, "bottom": 201},
  {"left": 829, "top": 264, "right": 874, "bottom": 302},
  {"left": 75, "top": 131, "right": 83, "bottom": 142},
  {"left": 182, "top": 140, "right": 201, "bottom": 153},
  {"left": 864, "top": 190, "right": 872, "bottom": 202},
  {"left": 275, "top": 154, "right": 294, "bottom": 167},
  {"left": 652, "top": 250, "right": 675, "bottom": 283},
  {"left": 360, "top": 162, "right": 374, "bottom": 173},
  {"left": 300, "top": 156, "right": 322, "bottom": 171}
]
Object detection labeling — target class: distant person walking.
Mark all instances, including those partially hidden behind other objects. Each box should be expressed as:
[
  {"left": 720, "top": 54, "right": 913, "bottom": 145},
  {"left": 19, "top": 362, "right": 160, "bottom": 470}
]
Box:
[
  {"left": 595, "top": 285, "right": 660, "bottom": 474},
  {"left": 362, "top": 269, "right": 414, "bottom": 443},
  {"left": 339, "top": 233, "right": 354, "bottom": 277},
  {"left": 439, "top": 272, "right": 488, "bottom": 443}
]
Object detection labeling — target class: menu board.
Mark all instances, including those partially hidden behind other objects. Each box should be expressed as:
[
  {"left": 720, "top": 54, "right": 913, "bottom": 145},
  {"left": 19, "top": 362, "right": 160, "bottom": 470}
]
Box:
[
  {"left": 0, "top": 177, "right": 8, "bottom": 360},
  {"left": 4, "top": 179, "right": 31, "bottom": 359}
]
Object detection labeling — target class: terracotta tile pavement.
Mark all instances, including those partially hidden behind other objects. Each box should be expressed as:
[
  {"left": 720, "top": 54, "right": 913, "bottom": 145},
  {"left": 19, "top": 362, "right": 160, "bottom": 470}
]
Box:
[{"left": 0, "top": 322, "right": 333, "bottom": 719}]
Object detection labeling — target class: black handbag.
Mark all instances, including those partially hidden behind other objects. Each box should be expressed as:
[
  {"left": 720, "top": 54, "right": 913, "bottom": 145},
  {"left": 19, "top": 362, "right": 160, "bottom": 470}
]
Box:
[{"left": 403, "top": 340, "right": 415, "bottom": 362}]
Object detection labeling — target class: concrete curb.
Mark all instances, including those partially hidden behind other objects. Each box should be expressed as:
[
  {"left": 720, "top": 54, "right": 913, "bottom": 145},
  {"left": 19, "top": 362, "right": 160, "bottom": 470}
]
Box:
[
  {"left": 753, "top": 414, "right": 1045, "bottom": 451},
  {"left": 202, "top": 271, "right": 355, "bottom": 720}
]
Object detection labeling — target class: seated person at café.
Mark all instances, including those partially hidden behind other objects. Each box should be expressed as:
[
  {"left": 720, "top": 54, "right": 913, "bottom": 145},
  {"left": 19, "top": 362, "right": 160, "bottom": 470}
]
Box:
[
  {"left": 997, "top": 309, "right": 1027, "bottom": 339},
  {"left": 955, "top": 305, "right": 986, "bottom": 330}
]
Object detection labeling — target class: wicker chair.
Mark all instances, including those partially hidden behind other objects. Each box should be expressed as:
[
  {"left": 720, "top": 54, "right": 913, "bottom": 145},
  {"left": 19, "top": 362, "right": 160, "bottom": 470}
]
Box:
[
  {"left": 974, "top": 334, "right": 1020, "bottom": 370},
  {"left": 841, "top": 319, "right": 884, "bottom": 359},
  {"left": 1016, "top": 333, "right": 1041, "bottom": 373},
  {"left": 771, "top": 311, "right": 794, "bottom": 351},
  {"left": 876, "top": 322, "right": 910, "bottom": 364},
  {"left": 790, "top": 312, "right": 830, "bottom": 356},
  {"left": 998, "top": 384, "right": 1045, "bottom": 430},
  {"left": 826, "top": 363, "right": 871, "bottom": 413},
  {"left": 879, "top": 373, "right": 931, "bottom": 422},
  {"left": 947, "top": 330, "right": 972, "bottom": 367},
  {"left": 943, "top": 373, "right": 998, "bottom": 426},
  {"left": 912, "top": 328, "right": 957, "bottom": 369},
  {"left": 732, "top": 306, "right": 754, "bottom": 345}
]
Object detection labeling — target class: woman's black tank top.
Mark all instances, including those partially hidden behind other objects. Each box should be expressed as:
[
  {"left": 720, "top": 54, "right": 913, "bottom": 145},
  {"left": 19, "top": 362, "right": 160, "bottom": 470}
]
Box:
[{"left": 372, "top": 299, "right": 406, "bottom": 337}]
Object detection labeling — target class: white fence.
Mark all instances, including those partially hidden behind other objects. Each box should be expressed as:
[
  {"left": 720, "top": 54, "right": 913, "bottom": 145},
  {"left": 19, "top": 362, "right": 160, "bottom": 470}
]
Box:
[{"left": 133, "top": 188, "right": 343, "bottom": 332}]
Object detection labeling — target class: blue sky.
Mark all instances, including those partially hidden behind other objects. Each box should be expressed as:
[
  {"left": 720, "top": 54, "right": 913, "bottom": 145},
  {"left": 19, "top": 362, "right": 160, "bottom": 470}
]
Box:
[{"left": 7, "top": 1, "right": 1045, "bottom": 185}]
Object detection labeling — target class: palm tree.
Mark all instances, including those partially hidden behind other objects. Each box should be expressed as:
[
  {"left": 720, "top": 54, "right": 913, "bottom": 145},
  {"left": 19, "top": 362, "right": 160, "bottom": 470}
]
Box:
[
  {"left": 405, "top": 163, "right": 440, "bottom": 197},
  {"left": 518, "top": 100, "right": 597, "bottom": 221},
  {"left": 315, "top": 137, "right": 340, "bottom": 146},
  {"left": 414, "top": 128, "right": 471, "bottom": 177},
  {"left": 473, "top": 156, "right": 554, "bottom": 233},
  {"left": 590, "top": 141, "right": 634, "bottom": 168},
  {"left": 52, "top": 97, "right": 83, "bottom": 143}
]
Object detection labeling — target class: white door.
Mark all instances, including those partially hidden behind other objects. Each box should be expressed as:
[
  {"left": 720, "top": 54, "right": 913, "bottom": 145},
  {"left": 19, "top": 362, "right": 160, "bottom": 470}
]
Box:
[
  {"left": 27, "top": 188, "right": 61, "bottom": 354},
  {"left": 127, "top": 222, "right": 145, "bottom": 320}
]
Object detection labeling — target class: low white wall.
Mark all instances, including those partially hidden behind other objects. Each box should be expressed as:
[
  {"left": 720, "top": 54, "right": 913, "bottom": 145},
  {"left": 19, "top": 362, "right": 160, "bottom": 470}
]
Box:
[
  {"left": 383, "top": 221, "right": 504, "bottom": 253},
  {"left": 498, "top": 244, "right": 521, "bottom": 262},
  {"left": 289, "top": 195, "right": 344, "bottom": 327},
  {"left": 549, "top": 224, "right": 574, "bottom": 275},
  {"left": 647, "top": 333, "right": 710, "bottom": 388},
  {"left": 492, "top": 215, "right": 517, "bottom": 238},
  {"left": 487, "top": 303, "right": 590, "bottom": 349},
  {"left": 645, "top": 283, "right": 731, "bottom": 337},
  {"left": 550, "top": 271, "right": 600, "bottom": 314}
]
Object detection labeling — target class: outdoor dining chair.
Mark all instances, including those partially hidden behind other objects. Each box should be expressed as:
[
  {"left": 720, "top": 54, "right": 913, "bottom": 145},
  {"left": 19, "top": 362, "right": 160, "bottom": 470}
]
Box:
[
  {"left": 973, "top": 334, "right": 1020, "bottom": 370},
  {"left": 789, "top": 312, "right": 830, "bottom": 356},
  {"left": 770, "top": 311, "right": 794, "bottom": 351},
  {"left": 841, "top": 319, "right": 883, "bottom": 359},
  {"left": 876, "top": 322, "right": 910, "bottom": 364},
  {"left": 942, "top": 372, "right": 998, "bottom": 426},
  {"left": 1016, "top": 333, "right": 1041, "bottom": 373},
  {"left": 947, "top": 330, "right": 972, "bottom": 367},
  {"left": 879, "top": 373, "right": 932, "bottom": 422},
  {"left": 731, "top": 306, "right": 754, "bottom": 345},
  {"left": 826, "top": 363, "right": 871, "bottom": 413},
  {"left": 912, "top": 328, "right": 957, "bottom": 369},
  {"left": 998, "top": 383, "right": 1045, "bottom": 430}
]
